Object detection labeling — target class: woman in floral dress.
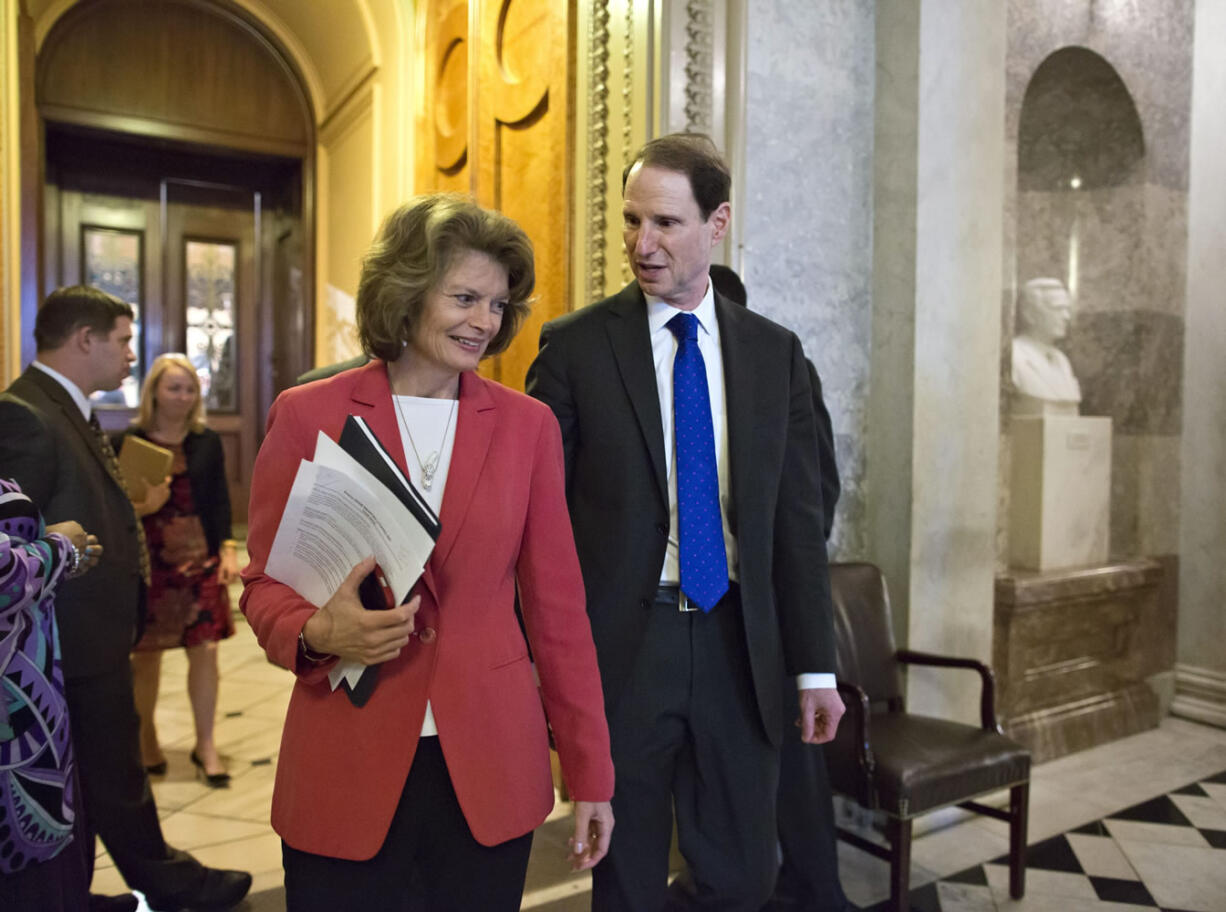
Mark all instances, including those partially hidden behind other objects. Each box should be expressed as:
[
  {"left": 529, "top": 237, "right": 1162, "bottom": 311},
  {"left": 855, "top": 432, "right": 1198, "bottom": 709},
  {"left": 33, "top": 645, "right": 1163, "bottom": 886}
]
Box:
[{"left": 119, "top": 353, "right": 238, "bottom": 787}]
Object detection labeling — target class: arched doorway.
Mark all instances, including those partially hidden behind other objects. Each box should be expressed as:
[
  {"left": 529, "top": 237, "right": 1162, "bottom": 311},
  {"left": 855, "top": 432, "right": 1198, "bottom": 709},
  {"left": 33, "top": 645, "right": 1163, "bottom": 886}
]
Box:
[{"left": 35, "top": 0, "right": 317, "bottom": 521}]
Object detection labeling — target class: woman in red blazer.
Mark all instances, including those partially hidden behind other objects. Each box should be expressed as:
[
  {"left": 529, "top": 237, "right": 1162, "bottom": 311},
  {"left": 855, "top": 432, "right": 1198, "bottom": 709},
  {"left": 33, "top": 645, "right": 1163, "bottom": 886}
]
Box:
[{"left": 241, "top": 195, "right": 614, "bottom": 911}]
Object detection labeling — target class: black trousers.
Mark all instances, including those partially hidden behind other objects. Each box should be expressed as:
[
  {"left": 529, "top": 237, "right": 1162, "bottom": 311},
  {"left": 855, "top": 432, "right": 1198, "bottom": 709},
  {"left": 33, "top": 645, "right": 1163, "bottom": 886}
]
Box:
[
  {"left": 593, "top": 587, "right": 779, "bottom": 912},
  {"left": 774, "top": 720, "right": 849, "bottom": 912},
  {"left": 282, "top": 737, "right": 534, "bottom": 912},
  {"left": 65, "top": 667, "right": 205, "bottom": 897}
]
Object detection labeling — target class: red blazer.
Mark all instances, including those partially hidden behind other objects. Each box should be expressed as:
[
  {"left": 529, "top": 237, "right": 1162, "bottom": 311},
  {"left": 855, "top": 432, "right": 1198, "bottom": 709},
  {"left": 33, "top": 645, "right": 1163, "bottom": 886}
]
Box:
[{"left": 241, "top": 361, "right": 613, "bottom": 859}]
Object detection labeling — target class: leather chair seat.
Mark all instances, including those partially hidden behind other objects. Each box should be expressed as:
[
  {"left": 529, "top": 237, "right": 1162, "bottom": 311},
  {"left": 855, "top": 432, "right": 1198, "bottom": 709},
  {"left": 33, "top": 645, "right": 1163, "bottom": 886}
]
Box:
[{"left": 866, "top": 714, "right": 1031, "bottom": 817}]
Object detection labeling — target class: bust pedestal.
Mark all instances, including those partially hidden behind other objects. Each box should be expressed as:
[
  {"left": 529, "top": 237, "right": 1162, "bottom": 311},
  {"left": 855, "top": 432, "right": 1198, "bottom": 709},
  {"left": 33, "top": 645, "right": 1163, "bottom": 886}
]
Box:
[
  {"left": 1008, "top": 414, "right": 1111, "bottom": 571},
  {"left": 994, "top": 561, "right": 1162, "bottom": 762}
]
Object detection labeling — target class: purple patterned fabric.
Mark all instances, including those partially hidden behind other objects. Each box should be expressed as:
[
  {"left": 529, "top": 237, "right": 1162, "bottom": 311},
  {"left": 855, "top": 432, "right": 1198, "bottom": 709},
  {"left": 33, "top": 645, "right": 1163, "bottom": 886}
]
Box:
[{"left": 0, "top": 478, "right": 76, "bottom": 874}]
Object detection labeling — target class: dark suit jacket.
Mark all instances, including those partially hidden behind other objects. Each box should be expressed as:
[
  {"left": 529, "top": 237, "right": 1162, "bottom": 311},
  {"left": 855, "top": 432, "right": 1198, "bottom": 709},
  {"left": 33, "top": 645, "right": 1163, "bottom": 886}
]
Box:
[
  {"left": 119, "top": 427, "right": 232, "bottom": 555},
  {"left": 527, "top": 282, "right": 835, "bottom": 744},
  {"left": 0, "top": 367, "right": 145, "bottom": 680}
]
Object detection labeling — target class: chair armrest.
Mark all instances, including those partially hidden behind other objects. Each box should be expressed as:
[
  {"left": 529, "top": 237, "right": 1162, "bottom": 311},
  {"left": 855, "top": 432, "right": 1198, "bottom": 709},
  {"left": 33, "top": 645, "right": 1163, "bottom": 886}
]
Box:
[
  {"left": 835, "top": 678, "right": 876, "bottom": 785},
  {"left": 896, "top": 649, "right": 1001, "bottom": 732}
]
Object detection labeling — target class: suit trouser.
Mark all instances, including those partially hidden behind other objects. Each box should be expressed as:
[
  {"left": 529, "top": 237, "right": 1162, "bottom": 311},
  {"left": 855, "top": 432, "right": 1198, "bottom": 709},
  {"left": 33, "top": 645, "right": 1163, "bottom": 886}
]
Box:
[
  {"left": 774, "top": 705, "right": 848, "bottom": 912},
  {"left": 593, "top": 587, "right": 779, "bottom": 912},
  {"left": 282, "top": 737, "right": 534, "bottom": 912},
  {"left": 65, "top": 667, "right": 205, "bottom": 897}
]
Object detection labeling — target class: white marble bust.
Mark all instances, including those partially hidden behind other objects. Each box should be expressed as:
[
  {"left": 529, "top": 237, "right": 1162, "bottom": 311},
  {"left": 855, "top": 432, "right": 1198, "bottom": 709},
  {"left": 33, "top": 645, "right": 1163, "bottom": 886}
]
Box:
[{"left": 1011, "top": 278, "right": 1081, "bottom": 415}]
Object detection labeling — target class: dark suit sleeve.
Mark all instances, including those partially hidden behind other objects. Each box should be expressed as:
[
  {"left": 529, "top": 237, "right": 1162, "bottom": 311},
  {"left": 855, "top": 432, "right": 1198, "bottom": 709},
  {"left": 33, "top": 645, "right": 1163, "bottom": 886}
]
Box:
[
  {"left": 807, "top": 360, "right": 840, "bottom": 541},
  {"left": 0, "top": 397, "right": 59, "bottom": 510},
  {"left": 525, "top": 322, "right": 578, "bottom": 484},
  {"left": 775, "top": 339, "right": 837, "bottom": 677}
]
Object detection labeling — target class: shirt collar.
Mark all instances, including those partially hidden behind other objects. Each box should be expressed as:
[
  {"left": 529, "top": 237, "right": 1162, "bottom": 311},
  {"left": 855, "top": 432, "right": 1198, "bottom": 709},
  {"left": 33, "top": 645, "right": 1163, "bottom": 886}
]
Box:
[
  {"left": 31, "top": 360, "right": 93, "bottom": 421},
  {"left": 646, "top": 280, "right": 718, "bottom": 339}
]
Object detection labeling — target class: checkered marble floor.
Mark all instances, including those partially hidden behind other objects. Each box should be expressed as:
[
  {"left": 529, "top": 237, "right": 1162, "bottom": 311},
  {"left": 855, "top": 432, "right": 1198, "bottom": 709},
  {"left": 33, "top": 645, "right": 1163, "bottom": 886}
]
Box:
[{"left": 861, "top": 770, "right": 1226, "bottom": 912}]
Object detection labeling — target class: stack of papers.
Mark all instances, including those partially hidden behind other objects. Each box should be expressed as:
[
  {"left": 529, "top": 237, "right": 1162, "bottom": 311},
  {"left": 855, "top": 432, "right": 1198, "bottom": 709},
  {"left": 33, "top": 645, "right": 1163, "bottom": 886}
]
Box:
[{"left": 264, "top": 416, "right": 440, "bottom": 703}]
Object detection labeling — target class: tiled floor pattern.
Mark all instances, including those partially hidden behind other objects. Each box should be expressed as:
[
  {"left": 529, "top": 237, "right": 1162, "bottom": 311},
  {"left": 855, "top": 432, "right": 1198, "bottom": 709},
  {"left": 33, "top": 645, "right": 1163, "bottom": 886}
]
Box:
[
  {"left": 861, "top": 770, "right": 1226, "bottom": 912},
  {"left": 86, "top": 560, "right": 1226, "bottom": 911}
]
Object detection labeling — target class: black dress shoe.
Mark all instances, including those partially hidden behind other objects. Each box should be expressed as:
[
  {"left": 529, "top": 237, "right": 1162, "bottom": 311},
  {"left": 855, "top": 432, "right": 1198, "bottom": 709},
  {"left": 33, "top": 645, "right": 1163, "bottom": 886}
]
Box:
[
  {"left": 144, "top": 867, "right": 253, "bottom": 911},
  {"left": 89, "top": 894, "right": 140, "bottom": 912},
  {"left": 145, "top": 760, "right": 168, "bottom": 776}
]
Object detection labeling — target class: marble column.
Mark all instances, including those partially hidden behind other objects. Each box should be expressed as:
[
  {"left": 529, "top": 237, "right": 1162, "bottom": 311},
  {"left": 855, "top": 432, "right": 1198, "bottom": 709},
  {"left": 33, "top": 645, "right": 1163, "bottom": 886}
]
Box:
[
  {"left": 1175, "top": 0, "right": 1226, "bottom": 728},
  {"left": 869, "top": 1, "right": 1007, "bottom": 723},
  {"left": 738, "top": 0, "right": 875, "bottom": 559}
]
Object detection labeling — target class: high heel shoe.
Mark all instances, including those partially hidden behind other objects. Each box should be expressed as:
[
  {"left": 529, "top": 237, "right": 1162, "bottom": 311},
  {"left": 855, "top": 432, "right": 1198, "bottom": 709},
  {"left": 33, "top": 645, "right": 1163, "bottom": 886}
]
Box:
[
  {"left": 144, "top": 760, "right": 167, "bottom": 776},
  {"left": 190, "top": 750, "right": 232, "bottom": 788}
]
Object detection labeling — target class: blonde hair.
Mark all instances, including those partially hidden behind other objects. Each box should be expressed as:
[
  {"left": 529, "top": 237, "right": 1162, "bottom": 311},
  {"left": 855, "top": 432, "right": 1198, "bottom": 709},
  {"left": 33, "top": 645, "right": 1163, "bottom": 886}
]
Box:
[{"left": 136, "top": 353, "right": 206, "bottom": 433}]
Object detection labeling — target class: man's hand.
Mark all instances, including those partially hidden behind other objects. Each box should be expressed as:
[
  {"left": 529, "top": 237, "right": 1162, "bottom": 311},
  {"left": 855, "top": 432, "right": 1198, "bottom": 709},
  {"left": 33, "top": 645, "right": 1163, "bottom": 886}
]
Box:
[
  {"left": 301, "top": 556, "right": 419, "bottom": 665},
  {"left": 798, "top": 687, "right": 844, "bottom": 744},
  {"left": 569, "top": 800, "right": 614, "bottom": 871}
]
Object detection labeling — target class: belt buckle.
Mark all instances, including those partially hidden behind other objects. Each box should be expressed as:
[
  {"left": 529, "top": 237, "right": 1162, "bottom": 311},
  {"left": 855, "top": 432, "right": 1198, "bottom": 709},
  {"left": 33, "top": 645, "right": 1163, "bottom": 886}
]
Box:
[{"left": 678, "top": 592, "right": 699, "bottom": 613}]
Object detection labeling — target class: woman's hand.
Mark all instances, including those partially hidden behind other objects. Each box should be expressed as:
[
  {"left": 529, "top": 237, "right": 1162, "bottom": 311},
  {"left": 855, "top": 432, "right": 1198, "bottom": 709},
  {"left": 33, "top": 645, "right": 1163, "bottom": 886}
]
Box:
[
  {"left": 301, "top": 556, "right": 420, "bottom": 665},
  {"left": 217, "top": 545, "right": 240, "bottom": 584},
  {"left": 133, "top": 477, "right": 172, "bottom": 517},
  {"left": 568, "top": 800, "right": 614, "bottom": 871}
]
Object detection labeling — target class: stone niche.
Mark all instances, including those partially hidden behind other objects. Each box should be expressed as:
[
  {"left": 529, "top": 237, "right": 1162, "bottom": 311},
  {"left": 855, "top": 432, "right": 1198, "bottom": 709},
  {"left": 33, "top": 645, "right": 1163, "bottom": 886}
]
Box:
[
  {"left": 995, "top": 561, "right": 1160, "bottom": 763},
  {"left": 996, "top": 45, "right": 1164, "bottom": 761}
]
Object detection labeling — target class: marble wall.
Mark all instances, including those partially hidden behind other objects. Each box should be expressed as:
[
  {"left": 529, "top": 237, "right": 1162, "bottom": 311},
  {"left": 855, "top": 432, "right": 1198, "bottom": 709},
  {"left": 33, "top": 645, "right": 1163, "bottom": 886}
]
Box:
[
  {"left": 739, "top": 0, "right": 875, "bottom": 560},
  {"left": 1000, "top": 0, "right": 1194, "bottom": 573},
  {"left": 870, "top": 0, "right": 1007, "bottom": 724}
]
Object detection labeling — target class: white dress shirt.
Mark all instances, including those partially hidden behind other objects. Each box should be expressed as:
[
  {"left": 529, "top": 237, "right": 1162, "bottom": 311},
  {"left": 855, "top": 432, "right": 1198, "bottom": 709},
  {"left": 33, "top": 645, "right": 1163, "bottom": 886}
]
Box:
[{"left": 646, "top": 283, "right": 832, "bottom": 691}]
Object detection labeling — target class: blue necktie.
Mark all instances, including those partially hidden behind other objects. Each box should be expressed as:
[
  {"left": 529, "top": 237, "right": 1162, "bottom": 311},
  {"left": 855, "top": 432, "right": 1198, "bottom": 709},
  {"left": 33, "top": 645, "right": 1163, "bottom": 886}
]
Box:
[{"left": 667, "top": 312, "right": 729, "bottom": 611}]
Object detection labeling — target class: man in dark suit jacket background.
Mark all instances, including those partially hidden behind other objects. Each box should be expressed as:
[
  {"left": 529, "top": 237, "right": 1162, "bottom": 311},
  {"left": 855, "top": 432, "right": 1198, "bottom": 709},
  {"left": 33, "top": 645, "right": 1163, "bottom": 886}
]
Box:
[
  {"left": 0, "top": 286, "right": 251, "bottom": 910},
  {"left": 527, "top": 134, "right": 844, "bottom": 911}
]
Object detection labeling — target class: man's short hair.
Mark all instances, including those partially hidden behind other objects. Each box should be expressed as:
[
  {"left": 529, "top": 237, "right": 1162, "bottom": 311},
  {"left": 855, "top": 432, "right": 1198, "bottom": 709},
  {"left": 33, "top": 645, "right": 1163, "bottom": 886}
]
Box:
[
  {"left": 623, "top": 133, "right": 731, "bottom": 220},
  {"left": 356, "top": 194, "right": 535, "bottom": 363},
  {"left": 34, "top": 285, "right": 134, "bottom": 352}
]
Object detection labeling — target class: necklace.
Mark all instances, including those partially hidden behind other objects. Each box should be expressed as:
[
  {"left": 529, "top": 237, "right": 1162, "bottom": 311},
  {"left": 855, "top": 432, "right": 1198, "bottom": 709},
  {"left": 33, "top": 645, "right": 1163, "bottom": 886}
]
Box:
[{"left": 392, "top": 388, "right": 458, "bottom": 491}]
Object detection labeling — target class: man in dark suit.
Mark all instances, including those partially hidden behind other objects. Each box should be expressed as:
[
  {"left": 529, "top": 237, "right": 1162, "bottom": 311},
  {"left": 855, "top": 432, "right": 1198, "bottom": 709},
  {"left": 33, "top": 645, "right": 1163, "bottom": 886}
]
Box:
[
  {"left": 0, "top": 286, "right": 251, "bottom": 910},
  {"left": 527, "top": 134, "right": 844, "bottom": 911},
  {"left": 710, "top": 265, "right": 849, "bottom": 912}
]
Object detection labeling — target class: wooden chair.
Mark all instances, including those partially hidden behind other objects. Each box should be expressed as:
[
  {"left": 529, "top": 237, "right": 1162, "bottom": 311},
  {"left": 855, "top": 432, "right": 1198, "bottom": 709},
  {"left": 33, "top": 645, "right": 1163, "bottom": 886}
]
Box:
[{"left": 825, "top": 562, "right": 1031, "bottom": 912}]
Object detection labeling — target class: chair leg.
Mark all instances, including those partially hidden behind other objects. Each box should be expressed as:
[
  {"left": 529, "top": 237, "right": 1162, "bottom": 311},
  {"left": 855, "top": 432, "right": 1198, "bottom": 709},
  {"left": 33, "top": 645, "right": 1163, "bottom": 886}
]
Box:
[
  {"left": 885, "top": 815, "right": 913, "bottom": 912},
  {"left": 1009, "top": 782, "right": 1029, "bottom": 899}
]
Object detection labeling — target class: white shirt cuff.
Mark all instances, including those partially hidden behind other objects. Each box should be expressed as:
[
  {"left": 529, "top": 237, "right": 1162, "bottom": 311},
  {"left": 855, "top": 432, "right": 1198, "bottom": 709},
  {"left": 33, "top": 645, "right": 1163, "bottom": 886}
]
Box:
[{"left": 796, "top": 673, "right": 835, "bottom": 690}]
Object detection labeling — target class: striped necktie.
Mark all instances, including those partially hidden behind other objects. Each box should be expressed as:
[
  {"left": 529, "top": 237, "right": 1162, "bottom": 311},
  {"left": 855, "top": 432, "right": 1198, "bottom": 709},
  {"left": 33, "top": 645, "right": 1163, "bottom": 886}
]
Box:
[
  {"left": 88, "top": 413, "right": 151, "bottom": 586},
  {"left": 666, "top": 312, "right": 729, "bottom": 611}
]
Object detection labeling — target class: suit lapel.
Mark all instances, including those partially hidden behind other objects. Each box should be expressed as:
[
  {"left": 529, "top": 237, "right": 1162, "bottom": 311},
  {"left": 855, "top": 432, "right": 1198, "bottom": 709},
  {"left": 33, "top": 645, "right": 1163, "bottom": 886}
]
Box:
[
  {"left": 21, "top": 368, "right": 122, "bottom": 488},
  {"left": 430, "top": 370, "right": 494, "bottom": 573},
  {"left": 605, "top": 284, "right": 668, "bottom": 505},
  {"left": 714, "top": 295, "right": 757, "bottom": 538}
]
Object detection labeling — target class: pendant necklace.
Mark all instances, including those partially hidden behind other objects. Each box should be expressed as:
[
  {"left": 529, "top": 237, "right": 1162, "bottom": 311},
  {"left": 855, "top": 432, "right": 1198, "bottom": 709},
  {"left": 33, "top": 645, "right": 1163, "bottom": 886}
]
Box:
[{"left": 392, "top": 385, "right": 458, "bottom": 491}]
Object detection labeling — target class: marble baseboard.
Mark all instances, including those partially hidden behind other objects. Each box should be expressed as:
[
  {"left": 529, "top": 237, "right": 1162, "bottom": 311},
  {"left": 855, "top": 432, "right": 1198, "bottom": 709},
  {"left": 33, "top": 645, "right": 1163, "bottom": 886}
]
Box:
[
  {"left": 1172, "top": 663, "right": 1226, "bottom": 729},
  {"left": 1004, "top": 679, "right": 1159, "bottom": 763}
]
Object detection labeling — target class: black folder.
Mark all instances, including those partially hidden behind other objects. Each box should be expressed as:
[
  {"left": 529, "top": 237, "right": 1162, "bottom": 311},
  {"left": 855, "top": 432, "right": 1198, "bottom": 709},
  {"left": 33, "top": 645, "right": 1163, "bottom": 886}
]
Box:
[{"left": 334, "top": 415, "right": 441, "bottom": 706}]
